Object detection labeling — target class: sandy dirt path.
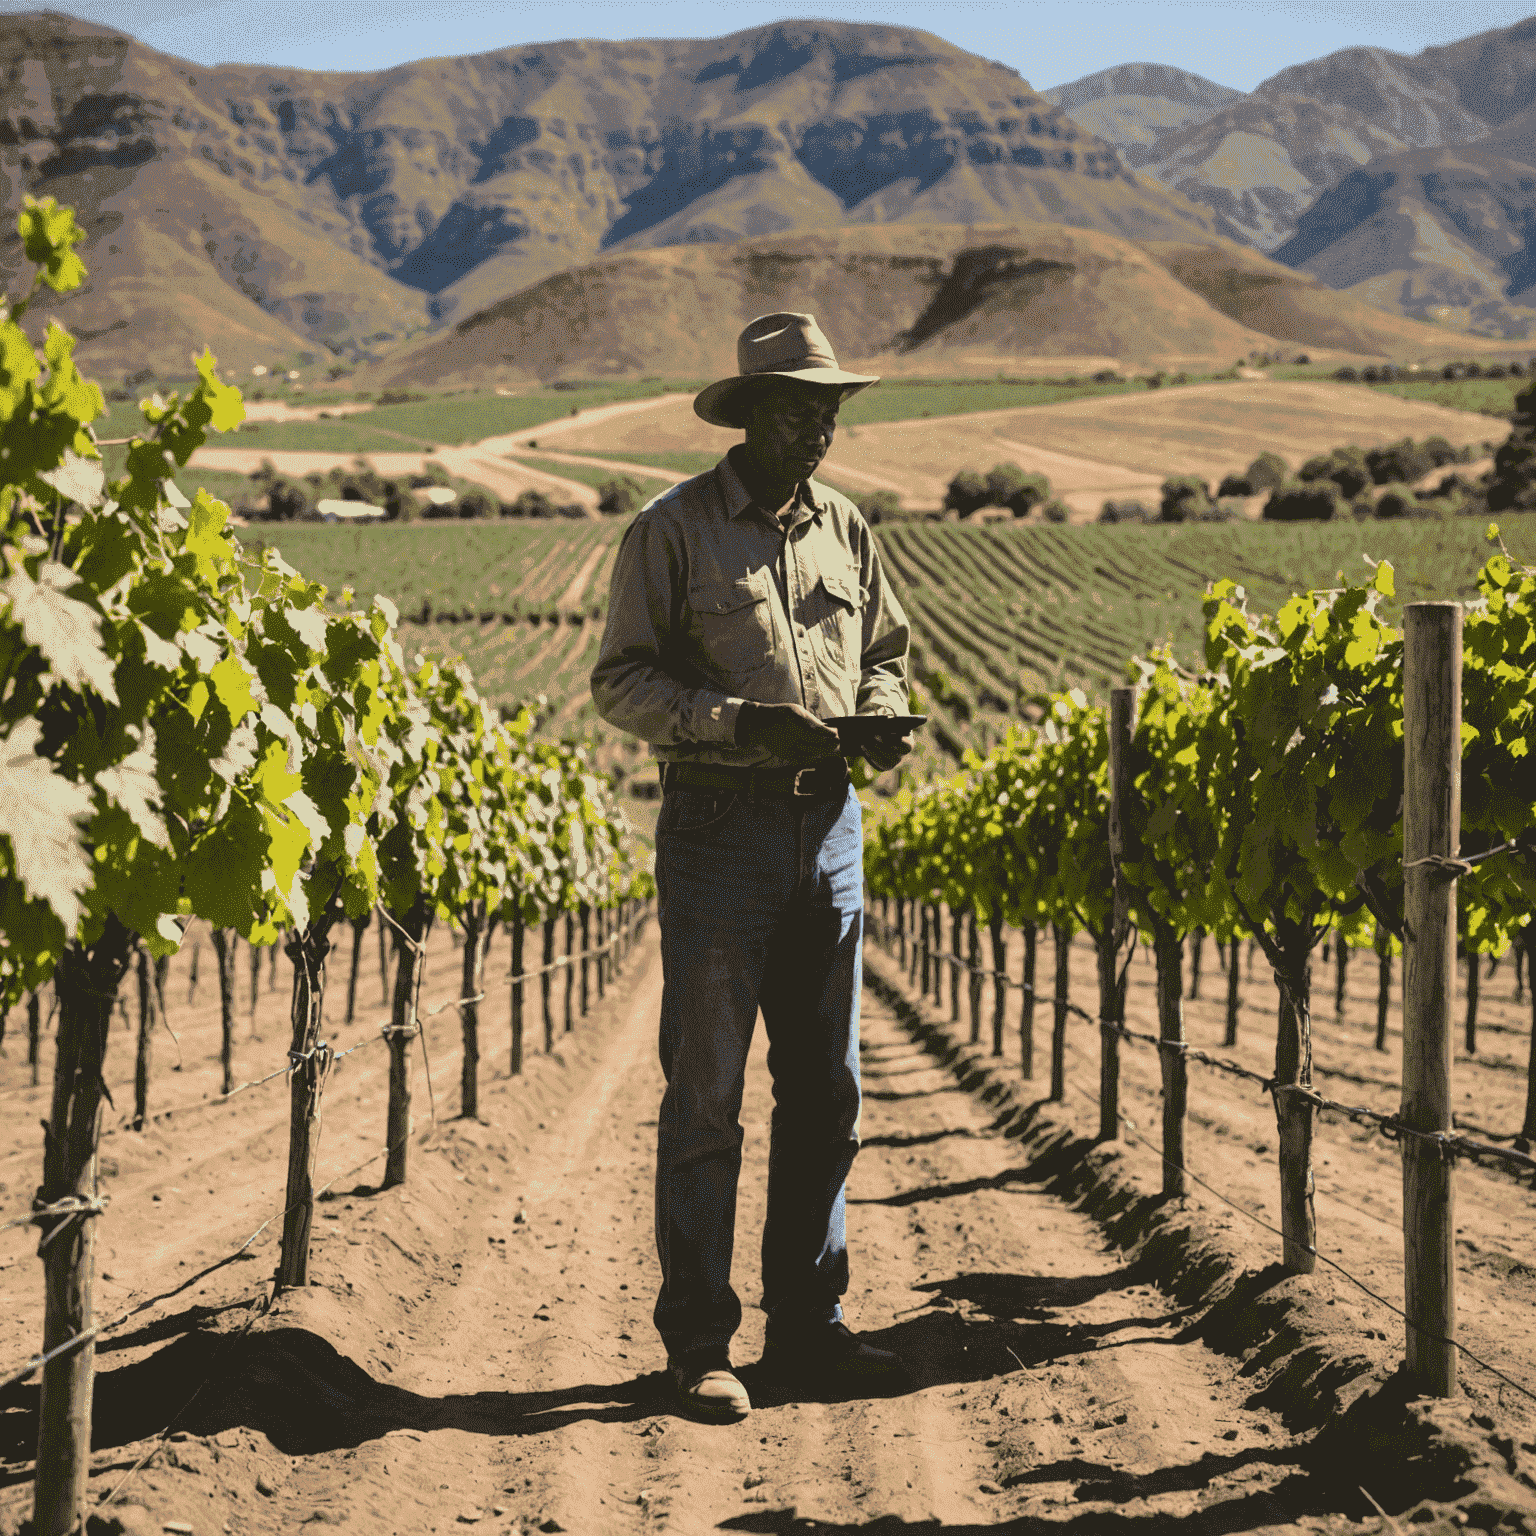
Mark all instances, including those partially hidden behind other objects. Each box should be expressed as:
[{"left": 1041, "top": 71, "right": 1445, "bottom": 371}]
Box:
[{"left": 0, "top": 923, "right": 1377, "bottom": 1535}]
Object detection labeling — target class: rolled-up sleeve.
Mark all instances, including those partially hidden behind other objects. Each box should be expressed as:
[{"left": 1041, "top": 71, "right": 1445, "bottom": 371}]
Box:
[
  {"left": 590, "top": 511, "right": 744, "bottom": 747},
  {"left": 855, "top": 522, "right": 910, "bottom": 718}
]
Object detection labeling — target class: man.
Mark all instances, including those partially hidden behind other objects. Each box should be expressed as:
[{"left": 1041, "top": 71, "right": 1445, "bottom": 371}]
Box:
[{"left": 590, "top": 312, "right": 913, "bottom": 1422}]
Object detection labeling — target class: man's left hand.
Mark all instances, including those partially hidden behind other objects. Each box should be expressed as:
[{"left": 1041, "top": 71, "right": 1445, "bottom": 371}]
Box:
[{"left": 862, "top": 733, "right": 913, "bottom": 773}]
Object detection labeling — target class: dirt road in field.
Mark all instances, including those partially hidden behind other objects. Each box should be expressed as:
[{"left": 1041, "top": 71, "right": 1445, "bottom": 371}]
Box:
[{"left": 3, "top": 913, "right": 1441, "bottom": 1536}]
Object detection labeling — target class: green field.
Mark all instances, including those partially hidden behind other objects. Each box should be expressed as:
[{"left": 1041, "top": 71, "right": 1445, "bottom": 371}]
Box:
[
  {"left": 513, "top": 456, "right": 672, "bottom": 503},
  {"left": 1366, "top": 377, "right": 1526, "bottom": 420},
  {"left": 833, "top": 374, "right": 1171, "bottom": 426}
]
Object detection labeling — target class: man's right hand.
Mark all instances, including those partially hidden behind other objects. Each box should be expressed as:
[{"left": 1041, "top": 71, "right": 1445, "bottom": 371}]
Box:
[{"left": 736, "top": 702, "right": 841, "bottom": 763}]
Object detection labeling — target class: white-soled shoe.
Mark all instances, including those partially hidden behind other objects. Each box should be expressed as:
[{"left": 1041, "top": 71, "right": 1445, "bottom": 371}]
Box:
[{"left": 669, "top": 1347, "right": 751, "bottom": 1422}]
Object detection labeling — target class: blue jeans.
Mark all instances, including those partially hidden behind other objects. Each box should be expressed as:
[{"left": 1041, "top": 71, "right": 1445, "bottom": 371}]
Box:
[{"left": 651, "top": 783, "right": 864, "bottom": 1359}]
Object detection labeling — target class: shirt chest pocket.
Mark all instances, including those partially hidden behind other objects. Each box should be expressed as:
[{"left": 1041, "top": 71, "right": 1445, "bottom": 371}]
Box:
[
  {"left": 811, "top": 568, "right": 862, "bottom": 669},
  {"left": 690, "top": 572, "right": 775, "bottom": 677}
]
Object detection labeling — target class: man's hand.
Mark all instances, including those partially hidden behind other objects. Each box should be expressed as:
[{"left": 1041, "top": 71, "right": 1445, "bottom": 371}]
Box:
[
  {"left": 862, "top": 733, "right": 913, "bottom": 773},
  {"left": 736, "top": 702, "right": 841, "bottom": 763}
]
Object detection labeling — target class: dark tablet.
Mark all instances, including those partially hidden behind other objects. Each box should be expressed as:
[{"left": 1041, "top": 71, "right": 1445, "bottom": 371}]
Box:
[{"left": 823, "top": 714, "right": 928, "bottom": 751}]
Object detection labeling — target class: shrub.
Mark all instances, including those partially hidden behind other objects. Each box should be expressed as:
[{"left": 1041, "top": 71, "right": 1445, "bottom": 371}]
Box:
[
  {"left": 556, "top": 501, "right": 588, "bottom": 519},
  {"left": 597, "top": 475, "right": 645, "bottom": 515},
  {"left": 944, "top": 469, "right": 989, "bottom": 517},
  {"left": 457, "top": 489, "right": 496, "bottom": 520},
  {"left": 504, "top": 488, "right": 557, "bottom": 518},
  {"left": 1421, "top": 435, "right": 1458, "bottom": 468},
  {"left": 1040, "top": 498, "right": 1070, "bottom": 523},
  {"left": 264, "top": 477, "right": 311, "bottom": 521},
  {"left": 1297, "top": 454, "right": 1334, "bottom": 482},
  {"left": 1158, "top": 474, "right": 1211, "bottom": 523},
  {"left": 1246, "top": 451, "right": 1288, "bottom": 491},
  {"left": 1217, "top": 473, "right": 1252, "bottom": 497},
  {"left": 1334, "top": 366, "right": 1359, "bottom": 382},
  {"left": 1366, "top": 438, "right": 1434, "bottom": 485},
  {"left": 855, "top": 489, "right": 902, "bottom": 524},
  {"left": 1263, "top": 480, "right": 1340, "bottom": 521},
  {"left": 1373, "top": 482, "right": 1418, "bottom": 518},
  {"left": 1294, "top": 354, "right": 1310, "bottom": 365},
  {"left": 1098, "top": 499, "right": 1149, "bottom": 524},
  {"left": 377, "top": 388, "right": 427, "bottom": 405},
  {"left": 1006, "top": 472, "right": 1051, "bottom": 517},
  {"left": 984, "top": 461, "right": 1029, "bottom": 508}
]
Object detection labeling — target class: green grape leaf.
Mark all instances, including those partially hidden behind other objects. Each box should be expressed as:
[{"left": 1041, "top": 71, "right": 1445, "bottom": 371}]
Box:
[
  {"left": 1, "top": 559, "right": 118, "bottom": 702},
  {"left": 0, "top": 718, "right": 93, "bottom": 933}
]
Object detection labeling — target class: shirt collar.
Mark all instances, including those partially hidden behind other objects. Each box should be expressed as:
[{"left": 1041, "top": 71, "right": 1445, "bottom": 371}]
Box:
[{"left": 719, "top": 446, "right": 825, "bottom": 524}]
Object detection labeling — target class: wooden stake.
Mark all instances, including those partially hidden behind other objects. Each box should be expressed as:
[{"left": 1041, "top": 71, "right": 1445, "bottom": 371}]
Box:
[
  {"left": 377, "top": 911, "right": 390, "bottom": 1004},
  {"left": 28, "top": 989, "right": 40, "bottom": 1087},
  {"left": 579, "top": 904, "right": 591, "bottom": 1017},
  {"left": 1020, "top": 923, "right": 1037, "bottom": 1079},
  {"left": 1464, "top": 947, "right": 1479, "bottom": 1057},
  {"left": 1224, "top": 937, "right": 1241, "bottom": 1047},
  {"left": 460, "top": 903, "right": 485, "bottom": 1120},
  {"left": 1155, "top": 933, "right": 1188, "bottom": 1197},
  {"left": 967, "top": 910, "right": 982, "bottom": 1045},
  {"left": 950, "top": 907, "right": 963, "bottom": 1025},
  {"left": 276, "top": 909, "right": 342, "bottom": 1287},
  {"left": 1100, "top": 686, "right": 1134, "bottom": 1143},
  {"left": 1336, "top": 934, "right": 1350, "bottom": 1017},
  {"left": 1375, "top": 922, "right": 1392, "bottom": 1051},
  {"left": 210, "top": 928, "right": 236, "bottom": 1096},
  {"left": 895, "top": 897, "right": 907, "bottom": 967},
  {"left": 1188, "top": 928, "right": 1204, "bottom": 1002},
  {"left": 510, "top": 913, "right": 525, "bottom": 1075},
  {"left": 1401, "top": 599, "right": 1461, "bottom": 1397},
  {"left": 133, "top": 946, "right": 152, "bottom": 1131},
  {"left": 988, "top": 912, "right": 1006, "bottom": 1058},
  {"left": 345, "top": 910, "right": 369, "bottom": 1025},
  {"left": 564, "top": 911, "right": 576, "bottom": 1033},
  {"left": 1273, "top": 955, "right": 1317, "bottom": 1274},
  {"left": 1521, "top": 927, "right": 1536, "bottom": 1139},
  {"left": 382, "top": 899, "right": 428, "bottom": 1191},
  {"left": 33, "top": 921, "right": 132, "bottom": 1536},
  {"left": 542, "top": 916, "right": 557, "bottom": 1051},
  {"left": 1050, "top": 923, "right": 1070, "bottom": 1103}
]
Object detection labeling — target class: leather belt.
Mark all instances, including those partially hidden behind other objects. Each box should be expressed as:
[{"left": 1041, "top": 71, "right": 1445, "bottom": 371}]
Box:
[{"left": 659, "top": 759, "right": 850, "bottom": 799}]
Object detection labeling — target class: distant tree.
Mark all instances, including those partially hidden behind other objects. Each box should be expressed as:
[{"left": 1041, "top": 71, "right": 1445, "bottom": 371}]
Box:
[
  {"left": 1006, "top": 473, "right": 1051, "bottom": 517},
  {"left": 1421, "top": 435, "right": 1459, "bottom": 468},
  {"left": 1263, "top": 480, "right": 1340, "bottom": 522},
  {"left": 597, "top": 476, "right": 645, "bottom": 515},
  {"left": 1487, "top": 381, "right": 1536, "bottom": 511},
  {"left": 1217, "top": 472, "right": 1252, "bottom": 497},
  {"left": 457, "top": 489, "right": 496, "bottom": 519},
  {"left": 1158, "top": 474, "right": 1211, "bottom": 523},
  {"left": 1039, "top": 498, "right": 1071, "bottom": 523},
  {"left": 556, "top": 501, "right": 588, "bottom": 519},
  {"left": 1365, "top": 438, "right": 1433, "bottom": 486},
  {"left": 944, "top": 469, "right": 989, "bottom": 518},
  {"left": 855, "top": 489, "right": 902, "bottom": 524},
  {"left": 504, "top": 489, "right": 557, "bottom": 518},
  {"left": 1098, "top": 499, "right": 1149, "bottom": 524},
  {"left": 1246, "top": 451, "right": 1288, "bottom": 490}
]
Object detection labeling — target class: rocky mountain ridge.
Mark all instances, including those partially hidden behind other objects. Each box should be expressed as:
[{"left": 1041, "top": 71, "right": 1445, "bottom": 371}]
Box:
[{"left": 0, "top": 12, "right": 1218, "bottom": 378}]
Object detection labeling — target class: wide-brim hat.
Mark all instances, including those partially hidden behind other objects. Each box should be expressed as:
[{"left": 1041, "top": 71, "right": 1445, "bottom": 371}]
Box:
[{"left": 693, "top": 312, "right": 879, "bottom": 429}]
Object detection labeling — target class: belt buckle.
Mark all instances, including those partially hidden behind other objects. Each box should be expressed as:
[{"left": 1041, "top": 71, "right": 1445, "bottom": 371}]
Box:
[{"left": 791, "top": 766, "right": 819, "bottom": 797}]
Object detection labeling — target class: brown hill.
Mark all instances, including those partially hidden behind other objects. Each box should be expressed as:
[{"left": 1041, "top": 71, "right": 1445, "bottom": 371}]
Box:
[
  {"left": 0, "top": 12, "right": 1223, "bottom": 381},
  {"left": 1139, "top": 240, "right": 1510, "bottom": 354},
  {"left": 372, "top": 222, "right": 1489, "bottom": 388}
]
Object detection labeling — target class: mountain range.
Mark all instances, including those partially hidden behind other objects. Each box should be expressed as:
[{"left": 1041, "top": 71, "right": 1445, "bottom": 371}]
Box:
[
  {"left": 2, "top": 10, "right": 1536, "bottom": 380},
  {"left": 1046, "top": 17, "right": 1536, "bottom": 334}
]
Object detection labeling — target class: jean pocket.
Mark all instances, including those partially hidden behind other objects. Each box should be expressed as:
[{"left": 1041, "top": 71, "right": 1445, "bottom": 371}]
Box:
[{"left": 660, "top": 790, "right": 739, "bottom": 835}]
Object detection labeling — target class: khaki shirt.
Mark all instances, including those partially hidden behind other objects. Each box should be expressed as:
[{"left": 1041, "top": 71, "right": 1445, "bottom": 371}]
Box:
[{"left": 590, "top": 449, "right": 910, "bottom": 767}]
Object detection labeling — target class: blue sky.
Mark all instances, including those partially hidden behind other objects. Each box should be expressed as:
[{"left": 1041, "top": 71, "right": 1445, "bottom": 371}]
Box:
[{"left": 8, "top": 0, "right": 1534, "bottom": 92}]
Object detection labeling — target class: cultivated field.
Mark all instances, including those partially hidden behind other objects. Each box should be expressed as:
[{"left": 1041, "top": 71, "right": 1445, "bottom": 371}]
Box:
[{"left": 534, "top": 380, "right": 1499, "bottom": 514}]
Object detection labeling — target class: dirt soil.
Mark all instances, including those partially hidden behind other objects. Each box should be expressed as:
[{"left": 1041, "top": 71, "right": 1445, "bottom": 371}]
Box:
[{"left": 1, "top": 917, "right": 1533, "bottom": 1535}]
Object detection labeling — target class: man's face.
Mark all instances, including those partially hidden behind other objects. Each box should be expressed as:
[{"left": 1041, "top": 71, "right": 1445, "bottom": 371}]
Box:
[{"left": 741, "top": 380, "right": 845, "bottom": 482}]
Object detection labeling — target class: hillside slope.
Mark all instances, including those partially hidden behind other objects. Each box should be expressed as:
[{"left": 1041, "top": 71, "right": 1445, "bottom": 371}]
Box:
[
  {"left": 375, "top": 222, "right": 1501, "bottom": 386},
  {"left": 0, "top": 13, "right": 1224, "bottom": 380}
]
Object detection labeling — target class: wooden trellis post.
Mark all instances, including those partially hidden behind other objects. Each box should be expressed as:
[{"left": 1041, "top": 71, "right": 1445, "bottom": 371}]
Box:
[
  {"left": 510, "top": 913, "right": 525, "bottom": 1075},
  {"left": 1401, "top": 601, "right": 1461, "bottom": 1397},
  {"left": 1050, "top": 922, "right": 1070, "bottom": 1102},
  {"left": 1099, "top": 687, "right": 1134, "bottom": 1142},
  {"left": 988, "top": 912, "right": 1007, "bottom": 1058}
]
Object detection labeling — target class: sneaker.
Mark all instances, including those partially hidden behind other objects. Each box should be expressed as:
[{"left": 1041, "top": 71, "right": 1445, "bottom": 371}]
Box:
[
  {"left": 668, "top": 1346, "right": 751, "bottom": 1422},
  {"left": 761, "top": 1320, "right": 907, "bottom": 1386}
]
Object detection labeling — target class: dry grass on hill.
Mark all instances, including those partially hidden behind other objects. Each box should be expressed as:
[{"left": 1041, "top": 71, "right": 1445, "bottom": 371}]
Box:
[
  {"left": 523, "top": 378, "right": 1501, "bottom": 513},
  {"left": 374, "top": 222, "right": 1505, "bottom": 391}
]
